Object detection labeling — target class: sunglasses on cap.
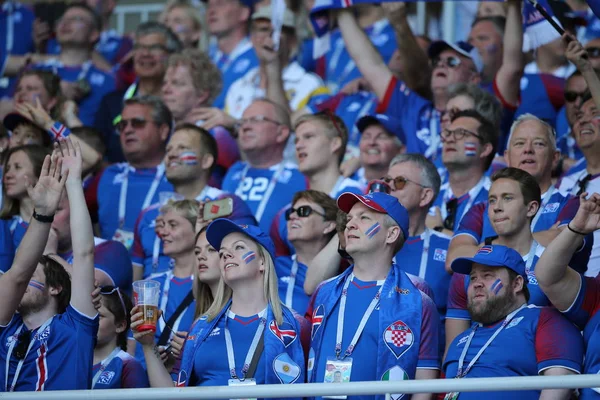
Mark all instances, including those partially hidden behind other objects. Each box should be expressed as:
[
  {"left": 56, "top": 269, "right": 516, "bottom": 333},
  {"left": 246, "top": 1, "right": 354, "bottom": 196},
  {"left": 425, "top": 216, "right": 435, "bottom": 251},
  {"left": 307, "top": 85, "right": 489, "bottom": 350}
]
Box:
[
  {"left": 444, "top": 198, "right": 459, "bottom": 231},
  {"left": 13, "top": 329, "right": 32, "bottom": 360},
  {"left": 565, "top": 90, "right": 588, "bottom": 103},
  {"left": 285, "top": 205, "right": 326, "bottom": 221},
  {"left": 114, "top": 117, "right": 148, "bottom": 133},
  {"left": 381, "top": 176, "right": 429, "bottom": 191},
  {"left": 432, "top": 55, "right": 462, "bottom": 69},
  {"left": 100, "top": 286, "right": 127, "bottom": 316},
  {"left": 367, "top": 180, "right": 392, "bottom": 194}
]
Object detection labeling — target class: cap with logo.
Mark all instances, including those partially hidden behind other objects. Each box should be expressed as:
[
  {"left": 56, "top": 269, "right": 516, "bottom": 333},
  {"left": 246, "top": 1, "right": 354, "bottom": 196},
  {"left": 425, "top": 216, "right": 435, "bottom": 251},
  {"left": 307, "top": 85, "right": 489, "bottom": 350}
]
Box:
[
  {"left": 356, "top": 114, "right": 404, "bottom": 144},
  {"left": 206, "top": 218, "right": 276, "bottom": 262},
  {"left": 251, "top": 4, "right": 296, "bottom": 29},
  {"left": 428, "top": 40, "right": 484, "bottom": 73},
  {"left": 451, "top": 245, "right": 527, "bottom": 277}
]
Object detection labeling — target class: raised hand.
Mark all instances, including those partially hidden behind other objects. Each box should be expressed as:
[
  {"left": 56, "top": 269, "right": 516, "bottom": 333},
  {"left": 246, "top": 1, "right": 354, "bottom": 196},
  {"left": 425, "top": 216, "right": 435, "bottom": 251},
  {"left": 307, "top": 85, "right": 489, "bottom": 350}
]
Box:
[
  {"left": 131, "top": 305, "right": 159, "bottom": 346},
  {"left": 570, "top": 192, "right": 600, "bottom": 234},
  {"left": 26, "top": 152, "right": 66, "bottom": 217},
  {"left": 56, "top": 138, "right": 83, "bottom": 183},
  {"left": 381, "top": 2, "right": 407, "bottom": 20},
  {"left": 14, "top": 97, "right": 53, "bottom": 131},
  {"left": 563, "top": 33, "right": 591, "bottom": 71},
  {"left": 188, "top": 107, "right": 237, "bottom": 130}
]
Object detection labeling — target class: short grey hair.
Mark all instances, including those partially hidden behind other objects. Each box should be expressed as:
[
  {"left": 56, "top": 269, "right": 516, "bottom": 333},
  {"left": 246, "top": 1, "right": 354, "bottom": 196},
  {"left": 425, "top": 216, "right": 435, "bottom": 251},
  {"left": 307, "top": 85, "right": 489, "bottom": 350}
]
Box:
[
  {"left": 447, "top": 83, "right": 502, "bottom": 129},
  {"left": 506, "top": 113, "right": 557, "bottom": 151},
  {"left": 124, "top": 95, "right": 173, "bottom": 131},
  {"left": 389, "top": 153, "right": 441, "bottom": 206},
  {"left": 135, "top": 21, "right": 183, "bottom": 53}
]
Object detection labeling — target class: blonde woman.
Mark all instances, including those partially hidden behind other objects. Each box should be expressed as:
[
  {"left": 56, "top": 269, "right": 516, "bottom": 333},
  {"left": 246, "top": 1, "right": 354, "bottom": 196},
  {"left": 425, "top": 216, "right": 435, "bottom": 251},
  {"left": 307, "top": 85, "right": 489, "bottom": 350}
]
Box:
[{"left": 133, "top": 219, "right": 306, "bottom": 394}]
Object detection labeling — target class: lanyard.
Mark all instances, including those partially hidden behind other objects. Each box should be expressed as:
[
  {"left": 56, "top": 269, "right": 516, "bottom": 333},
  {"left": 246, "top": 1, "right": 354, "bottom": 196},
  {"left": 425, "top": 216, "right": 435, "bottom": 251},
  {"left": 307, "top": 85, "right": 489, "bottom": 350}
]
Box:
[
  {"left": 224, "top": 308, "right": 267, "bottom": 381},
  {"left": 5, "top": 317, "right": 54, "bottom": 392},
  {"left": 151, "top": 236, "right": 161, "bottom": 273},
  {"left": 531, "top": 187, "right": 555, "bottom": 231},
  {"left": 418, "top": 229, "right": 432, "bottom": 279},
  {"left": 442, "top": 177, "right": 487, "bottom": 222},
  {"left": 285, "top": 255, "right": 299, "bottom": 308},
  {"left": 9, "top": 216, "right": 24, "bottom": 234},
  {"left": 215, "top": 37, "right": 252, "bottom": 75},
  {"left": 525, "top": 240, "right": 539, "bottom": 276},
  {"left": 118, "top": 164, "right": 165, "bottom": 229},
  {"left": 158, "top": 272, "right": 193, "bottom": 335},
  {"left": 456, "top": 304, "right": 526, "bottom": 378},
  {"left": 329, "top": 176, "right": 345, "bottom": 198},
  {"left": 92, "top": 347, "right": 121, "bottom": 388},
  {"left": 335, "top": 274, "right": 383, "bottom": 360},
  {"left": 425, "top": 111, "right": 441, "bottom": 160},
  {"left": 236, "top": 163, "right": 285, "bottom": 223},
  {"left": 77, "top": 61, "right": 92, "bottom": 82}
]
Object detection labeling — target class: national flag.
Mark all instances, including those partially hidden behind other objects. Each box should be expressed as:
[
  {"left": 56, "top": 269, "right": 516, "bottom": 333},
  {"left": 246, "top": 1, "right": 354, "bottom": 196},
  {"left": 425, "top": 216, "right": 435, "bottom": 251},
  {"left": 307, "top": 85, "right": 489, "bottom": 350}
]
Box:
[
  {"left": 242, "top": 251, "right": 256, "bottom": 264},
  {"left": 311, "top": 305, "right": 324, "bottom": 339},
  {"left": 365, "top": 222, "right": 381, "bottom": 239},
  {"left": 522, "top": 0, "right": 562, "bottom": 52},
  {"left": 176, "top": 371, "right": 187, "bottom": 387},
  {"left": 273, "top": 353, "right": 301, "bottom": 384},
  {"left": 464, "top": 142, "right": 477, "bottom": 156},
  {"left": 28, "top": 280, "right": 45, "bottom": 291},
  {"left": 477, "top": 245, "right": 493, "bottom": 255},
  {"left": 179, "top": 151, "right": 198, "bottom": 165},
  {"left": 381, "top": 366, "right": 409, "bottom": 400},
  {"left": 269, "top": 320, "right": 297, "bottom": 347},
  {"left": 383, "top": 320, "right": 414, "bottom": 359},
  {"left": 50, "top": 122, "right": 68, "bottom": 140}
]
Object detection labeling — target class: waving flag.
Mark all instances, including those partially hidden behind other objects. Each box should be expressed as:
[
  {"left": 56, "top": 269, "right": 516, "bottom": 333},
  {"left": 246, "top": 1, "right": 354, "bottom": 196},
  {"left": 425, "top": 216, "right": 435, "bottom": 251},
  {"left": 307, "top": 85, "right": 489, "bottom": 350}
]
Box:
[{"left": 522, "top": 0, "right": 563, "bottom": 52}]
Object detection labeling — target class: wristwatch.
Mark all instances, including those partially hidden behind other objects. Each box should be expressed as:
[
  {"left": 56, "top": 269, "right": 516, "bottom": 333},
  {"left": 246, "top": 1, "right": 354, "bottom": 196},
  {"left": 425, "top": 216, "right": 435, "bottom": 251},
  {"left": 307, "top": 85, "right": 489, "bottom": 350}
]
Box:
[{"left": 32, "top": 209, "right": 54, "bottom": 223}]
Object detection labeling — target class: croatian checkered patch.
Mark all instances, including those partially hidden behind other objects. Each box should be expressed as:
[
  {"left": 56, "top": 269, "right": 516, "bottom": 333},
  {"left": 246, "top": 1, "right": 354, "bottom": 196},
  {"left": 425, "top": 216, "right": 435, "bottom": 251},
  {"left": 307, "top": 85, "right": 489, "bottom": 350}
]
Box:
[{"left": 383, "top": 320, "right": 414, "bottom": 359}]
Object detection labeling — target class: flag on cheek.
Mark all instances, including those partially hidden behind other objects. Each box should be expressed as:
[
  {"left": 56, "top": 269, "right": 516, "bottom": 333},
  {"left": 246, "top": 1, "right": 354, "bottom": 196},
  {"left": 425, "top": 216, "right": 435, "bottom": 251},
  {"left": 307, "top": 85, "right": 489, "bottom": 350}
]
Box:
[
  {"left": 179, "top": 151, "right": 199, "bottom": 165},
  {"left": 242, "top": 251, "right": 256, "bottom": 264},
  {"left": 464, "top": 142, "right": 477, "bottom": 156},
  {"left": 365, "top": 222, "right": 381, "bottom": 239}
]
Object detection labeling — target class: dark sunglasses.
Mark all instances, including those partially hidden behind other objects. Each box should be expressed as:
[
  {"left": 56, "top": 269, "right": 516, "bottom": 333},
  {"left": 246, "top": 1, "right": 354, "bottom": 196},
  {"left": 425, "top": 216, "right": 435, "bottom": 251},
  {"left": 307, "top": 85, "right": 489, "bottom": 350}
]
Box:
[
  {"left": 14, "top": 329, "right": 32, "bottom": 360},
  {"left": 368, "top": 180, "right": 392, "bottom": 194},
  {"left": 100, "top": 286, "right": 127, "bottom": 316},
  {"left": 285, "top": 205, "right": 326, "bottom": 221},
  {"left": 432, "top": 55, "right": 462, "bottom": 69},
  {"left": 114, "top": 117, "right": 148, "bottom": 133},
  {"left": 382, "top": 176, "right": 428, "bottom": 191},
  {"left": 586, "top": 47, "right": 600, "bottom": 58},
  {"left": 565, "top": 90, "right": 588, "bottom": 103},
  {"left": 444, "top": 198, "right": 459, "bottom": 231}
]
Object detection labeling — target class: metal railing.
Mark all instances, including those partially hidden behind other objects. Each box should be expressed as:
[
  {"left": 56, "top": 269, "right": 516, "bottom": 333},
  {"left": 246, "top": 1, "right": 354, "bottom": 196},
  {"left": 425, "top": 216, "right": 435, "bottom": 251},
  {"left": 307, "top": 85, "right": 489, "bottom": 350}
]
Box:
[
  {"left": 112, "top": 3, "right": 165, "bottom": 34},
  {"left": 3, "top": 374, "right": 600, "bottom": 399}
]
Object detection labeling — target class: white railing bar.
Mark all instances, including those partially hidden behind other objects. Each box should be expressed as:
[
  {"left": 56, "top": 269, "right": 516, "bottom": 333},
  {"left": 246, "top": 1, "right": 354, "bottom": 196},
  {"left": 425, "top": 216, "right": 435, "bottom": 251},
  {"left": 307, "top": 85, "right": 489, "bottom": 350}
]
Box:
[{"left": 3, "top": 374, "right": 600, "bottom": 399}]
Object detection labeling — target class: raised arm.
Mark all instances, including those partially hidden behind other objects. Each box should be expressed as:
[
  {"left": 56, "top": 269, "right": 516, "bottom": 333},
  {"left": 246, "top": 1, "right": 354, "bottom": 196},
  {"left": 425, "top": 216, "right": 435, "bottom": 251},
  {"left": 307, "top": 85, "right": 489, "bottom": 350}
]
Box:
[
  {"left": 0, "top": 154, "right": 65, "bottom": 324},
  {"left": 304, "top": 234, "right": 342, "bottom": 295},
  {"left": 564, "top": 34, "right": 600, "bottom": 111},
  {"left": 260, "top": 35, "right": 292, "bottom": 114},
  {"left": 59, "top": 138, "right": 96, "bottom": 318},
  {"left": 536, "top": 193, "right": 600, "bottom": 311},
  {"left": 336, "top": 9, "right": 393, "bottom": 100},
  {"left": 494, "top": 0, "right": 523, "bottom": 107}
]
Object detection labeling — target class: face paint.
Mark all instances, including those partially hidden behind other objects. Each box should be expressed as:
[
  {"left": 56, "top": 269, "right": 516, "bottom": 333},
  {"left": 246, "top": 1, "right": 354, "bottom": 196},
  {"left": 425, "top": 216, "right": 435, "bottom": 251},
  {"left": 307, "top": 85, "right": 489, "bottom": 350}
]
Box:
[
  {"left": 484, "top": 44, "right": 498, "bottom": 54},
  {"left": 242, "top": 251, "right": 256, "bottom": 264},
  {"left": 490, "top": 279, "right": 503, "bottom": 295},
  {"left": 365, "top": 222, "right": 381, "bottom": 239},
  {"left": 179, "top": 151, "right": 198, "bottom": 165},
  {"left": 464, "top": 142, "right": 477, "bottom": 156},
  {"left": 28, "top": 280, "right": 45, "bottom": 291}
]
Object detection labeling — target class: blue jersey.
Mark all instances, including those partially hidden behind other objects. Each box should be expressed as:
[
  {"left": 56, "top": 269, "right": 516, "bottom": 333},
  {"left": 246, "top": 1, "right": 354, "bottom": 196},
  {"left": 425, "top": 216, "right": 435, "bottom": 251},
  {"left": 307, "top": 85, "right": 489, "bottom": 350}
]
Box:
[
  {"left": 455, "top": 188, "right": 578, "bottom": 243},
  {"left": 276, "top": 256, "right": 309, "bottom": 316},
  {"left": 444, "top": 306, "right": 583, "bottom": 400},
  {"left": 393, "top": 229, "right": 451, "bottom": 319},
  {"left": 0, "top": 218, "right": 15, "bottom": 271},
  {"left": 555, "top": 107, "right": 583, "bottom": 161},
  {"left": 134, "top": 272, "right": 196, "bottom": 370},
  {"left": 209, "top": 37, "right": 259, "bottom": 109},
  {"left": 95, "top": 163, "right": 174, "bottom": 241},
  {"left": 7, "top": 216, "right": 27, "bottom": 252},
  {"left": 222, "top": 161, "right": 308, "bottom": 232},
  {"left": 515, "top": 73, "right": 565, "bottom": 128},
  {"left": 431, "top": 177, "right": 491, "bottom": 232},
  {"left": 0, "top": 2, "right": 35, "bottom": 99},
  {"left": 46, "top": 30, "right": 133, "bottom": 66},
  {"left": 0, "top": 305, "right": 99, "bottom": 391},
  {"left": 92, "top": 349, "right": 149, "bottom": 389},
  {"left": 562, "top": 275, "right": 600, "bottom": 400},
  {"left": 32, "top": 60, "right": 116, "bottom": 126}
]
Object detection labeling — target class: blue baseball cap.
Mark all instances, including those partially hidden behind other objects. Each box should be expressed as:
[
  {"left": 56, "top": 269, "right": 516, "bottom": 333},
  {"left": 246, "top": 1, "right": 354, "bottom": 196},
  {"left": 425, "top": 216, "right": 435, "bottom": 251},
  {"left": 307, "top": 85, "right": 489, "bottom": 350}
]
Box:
[
  {"left": 356, "top": 114, "right": 404, "bottom": 143},
  {"left": 206, "top": 218, "right": 275, "bottom": 262},
  {"left": 451, "top": 245, "right": 526, "bottom": 277},
  {"left": 428, "top": 40, "right": 484, "bottom": 73},
  {"left": 337, "top": 192, "right": 409, "bottom": 240},
  {"left": 201, "top": 0, "right": 254, "bottom": 8}
]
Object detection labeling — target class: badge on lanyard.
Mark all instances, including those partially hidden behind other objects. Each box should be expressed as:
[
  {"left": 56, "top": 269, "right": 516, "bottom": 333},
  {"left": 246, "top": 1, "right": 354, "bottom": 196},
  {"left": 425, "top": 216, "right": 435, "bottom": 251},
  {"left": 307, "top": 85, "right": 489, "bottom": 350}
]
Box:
[
  {"left": 323, "top": 357, "right": 353, "bottom": 399},
  {"left": 227, "top": 378, "right": 257, "bottom": 400},
  {"left": 113, "top": 229, "right": 134, "bottom": 250}
]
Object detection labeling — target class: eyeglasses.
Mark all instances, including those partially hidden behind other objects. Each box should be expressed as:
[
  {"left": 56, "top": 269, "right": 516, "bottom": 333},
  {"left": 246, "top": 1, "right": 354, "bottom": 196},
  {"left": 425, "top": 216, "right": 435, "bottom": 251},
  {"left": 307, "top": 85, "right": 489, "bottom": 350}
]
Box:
[
  {"left": 444, "top": 198, "right": 458, "bottom": 231},
  {"left": 13, "top": 329, "right": 31, "bottom": 360},
  {"left": 367, "top": 180, "right": 392, "bottom": 194},
  {"left": 133, "top": 43, "right": 170, "bottom": 54},
  {"left": 234, "top": 115, "right": 282, "bottom": 132},
  {"left": 285, "top": 205, "right": 326, "bottom": 221},
  {"left": 100, "top": 286, "right": 127, "bottom": 316},
  {"left": 114, "top": 117, "right": 148, "bottom": 133},
  {"left": 441, "top": 128, "right": 482, "bottom": 141},
  {"left": 432, "top": 55, "right": 462, "bottom": 69},
  {"left": 381, "top": 176, "right": 428, "bottom": 191},
  {"left": 586, "top": 47, "right": 600, "bottom": 58},
  {"left": 565, "top": 90, "right": 588, "bottom": 103}
]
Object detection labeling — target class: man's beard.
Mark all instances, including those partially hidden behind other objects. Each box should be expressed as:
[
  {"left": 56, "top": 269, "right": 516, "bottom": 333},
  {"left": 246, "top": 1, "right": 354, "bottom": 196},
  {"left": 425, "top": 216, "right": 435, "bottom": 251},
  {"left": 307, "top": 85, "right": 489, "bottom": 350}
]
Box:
[
  {"left": 17, "top": 291, "right": 49, "bottom": 317},
  {"left": 468, "top": 289, "right": 516, "bottom": 325}
]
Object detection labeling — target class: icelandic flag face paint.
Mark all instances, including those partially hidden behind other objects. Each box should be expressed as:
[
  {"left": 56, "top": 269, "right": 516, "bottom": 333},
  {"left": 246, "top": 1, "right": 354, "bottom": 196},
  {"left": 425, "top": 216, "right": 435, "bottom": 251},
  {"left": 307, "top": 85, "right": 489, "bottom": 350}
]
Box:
[
  {"left": 365, "top": 222, "right": 381, "bottom": 239},
  {"left": 242, "top": 251, "right": 256, "bottom": 264},
  {"left": 28, "top": 280, "right": 45, "bottom": 291},
  {"left": 464, "top": 142, "right": 477, "bottom": 156},
  {"left": 179, "top": 151, "right": 198, "bottom": 165},
  {"left": 490, "top": 279, "right": 503, "bottom": 295}
]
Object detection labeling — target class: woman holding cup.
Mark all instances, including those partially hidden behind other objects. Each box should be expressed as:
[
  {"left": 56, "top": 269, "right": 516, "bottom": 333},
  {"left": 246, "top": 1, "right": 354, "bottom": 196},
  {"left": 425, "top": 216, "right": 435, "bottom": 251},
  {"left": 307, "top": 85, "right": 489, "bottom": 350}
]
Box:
[{"left": 133, "top": 219, "right": 306, "bottom": 392}]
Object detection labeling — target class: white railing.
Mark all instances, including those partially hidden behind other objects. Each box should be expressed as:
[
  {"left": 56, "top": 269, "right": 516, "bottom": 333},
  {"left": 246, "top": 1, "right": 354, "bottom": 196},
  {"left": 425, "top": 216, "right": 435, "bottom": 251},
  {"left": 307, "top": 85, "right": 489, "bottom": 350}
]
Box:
[
  {"left": 113, "top": 4, "right": 166, "bottom": 35},
  {"left": 3, "top": 374, "right": 600, "bottom": 399}
]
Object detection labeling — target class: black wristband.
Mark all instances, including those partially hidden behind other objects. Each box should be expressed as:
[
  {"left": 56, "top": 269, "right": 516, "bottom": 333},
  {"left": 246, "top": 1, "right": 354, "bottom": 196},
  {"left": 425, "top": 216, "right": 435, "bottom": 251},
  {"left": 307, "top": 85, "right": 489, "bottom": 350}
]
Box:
[
  {"left": 567, "top": 223, "right": 587, "bottom": 236},
  {"left": 32, "top": 210, "right": 54, "bottom": 223}
]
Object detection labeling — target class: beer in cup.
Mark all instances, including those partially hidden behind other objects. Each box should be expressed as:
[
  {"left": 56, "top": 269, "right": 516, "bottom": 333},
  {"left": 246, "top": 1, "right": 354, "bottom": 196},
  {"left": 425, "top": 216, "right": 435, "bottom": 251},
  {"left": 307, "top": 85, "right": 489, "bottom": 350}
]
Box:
[{"left": 132, "top": 280, "right": 160, "bottom": 332}]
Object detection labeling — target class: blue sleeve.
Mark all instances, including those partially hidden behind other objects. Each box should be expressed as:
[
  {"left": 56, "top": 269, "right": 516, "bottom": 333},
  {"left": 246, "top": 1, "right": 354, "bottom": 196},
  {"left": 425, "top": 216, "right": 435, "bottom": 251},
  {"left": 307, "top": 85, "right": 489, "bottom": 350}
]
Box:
[
  {"left": 417, "top": 293, "right": 441, "bottom": 369},
  {"left": 587, "top": 0, "right": 600, "bottom": 19},
  {"left": 121, "top": 357, "right": 150, "bottom": 388},
  {"left": 454, "top": 202, "right": 487, "bottom": 244},
  {"left": 0, "top": 219, "right": 15, "bottom": 273},
  {"left": 535, "top": 308, "right": 584, "bottom": 374}
]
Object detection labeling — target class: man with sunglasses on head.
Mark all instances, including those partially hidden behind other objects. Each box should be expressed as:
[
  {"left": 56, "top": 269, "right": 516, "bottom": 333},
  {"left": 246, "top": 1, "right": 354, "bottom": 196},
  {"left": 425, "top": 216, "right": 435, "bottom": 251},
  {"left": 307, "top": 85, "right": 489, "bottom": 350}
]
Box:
[
  {"left": 89, "top": 96, "right": 174, "bottom": 248},
  {"left": 427, "top": 109, "right": 497, "bottom": 236},
  {"left": 222, "top": 99, "right": 307, "bottom": 232}
]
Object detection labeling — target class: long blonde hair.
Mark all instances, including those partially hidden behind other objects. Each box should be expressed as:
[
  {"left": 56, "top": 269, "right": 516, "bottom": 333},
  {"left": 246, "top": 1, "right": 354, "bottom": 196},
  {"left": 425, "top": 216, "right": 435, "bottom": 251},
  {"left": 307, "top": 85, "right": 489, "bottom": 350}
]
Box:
[
  {"left": 192, "top": 228, "right": 217, "bottom": 319},
  {"left": 205, "top": 241, "right": 283, "bottom": 325}
]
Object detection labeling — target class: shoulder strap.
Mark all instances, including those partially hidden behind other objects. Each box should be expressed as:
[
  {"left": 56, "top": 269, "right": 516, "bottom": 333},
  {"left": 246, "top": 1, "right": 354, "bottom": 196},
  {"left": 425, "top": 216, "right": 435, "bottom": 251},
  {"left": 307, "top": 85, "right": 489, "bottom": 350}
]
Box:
[
  {"left": 158, "top": 290, "right": 194, "bottom": 346},
  {"left": 245, "top": 331, "right": 264, "bottom": 379}
]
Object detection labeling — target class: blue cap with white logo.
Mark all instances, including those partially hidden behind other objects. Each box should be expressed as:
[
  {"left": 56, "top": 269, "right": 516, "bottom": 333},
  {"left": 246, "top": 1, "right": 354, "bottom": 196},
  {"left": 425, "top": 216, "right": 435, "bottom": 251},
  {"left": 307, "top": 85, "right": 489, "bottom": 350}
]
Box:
[
  {"left": 451, "top": 245, "right": 527, "bottom": 277},
  {"left": 206, "top": 218, "right": 275, "bottom": 262}
]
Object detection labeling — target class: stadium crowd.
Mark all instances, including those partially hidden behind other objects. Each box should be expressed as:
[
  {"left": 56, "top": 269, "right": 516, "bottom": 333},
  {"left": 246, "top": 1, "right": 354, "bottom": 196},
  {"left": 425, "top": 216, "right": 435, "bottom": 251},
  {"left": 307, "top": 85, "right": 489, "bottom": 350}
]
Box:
[{"left": 1, "top": 0, "right": 600, "bottom": 398}]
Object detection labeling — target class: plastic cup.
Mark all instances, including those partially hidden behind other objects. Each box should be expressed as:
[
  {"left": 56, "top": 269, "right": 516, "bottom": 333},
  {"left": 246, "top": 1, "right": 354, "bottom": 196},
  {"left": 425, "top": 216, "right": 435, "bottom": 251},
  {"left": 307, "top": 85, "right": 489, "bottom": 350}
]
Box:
[{"left": 132, "top": 280, "right": 161, "bottom": 332}]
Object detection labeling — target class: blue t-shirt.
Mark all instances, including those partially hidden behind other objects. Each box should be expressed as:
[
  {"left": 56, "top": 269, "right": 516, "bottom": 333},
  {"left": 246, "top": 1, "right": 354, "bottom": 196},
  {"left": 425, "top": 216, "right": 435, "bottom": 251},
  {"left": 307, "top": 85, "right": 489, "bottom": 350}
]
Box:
[
  {"left": 95, "top": 163, "right": 174, "bottom": 241},
  {"left": 7, "top": 216, "right": 27, "bottom": 252},
  {"left": 562, "top": 275, "right": 600, "bottom": 400},
  {"left": 92, "top": 349, "right": 149, "bottom": 389},
  {"left": 555, "top": 107, "right": 584, "bottom": 161},
  {"left": 46, "top": 30, "right": 133, "bottom": 66},
  {"left": 222, "top": 161, "right": 308, "bottom": 233},
  {"left": 209, "top": 37, "right": 259, "bottom": 109},
  {"left": 32, "top": 60, "right": 116, "bottom": 126},
  {"left": 276, "top": 256, "right": 309, "bottom": 316},
  {"left": 431, "top": 177, "right": 491, "bottom": 232},
  {"left": 444, "top": 306, "right": 583, "bottom": 400},
  {"left": 313, "top": 276, "right": 439, "bottom": 400},
  {"left": 192, "top": 310, "right": 266, "bottom": 386},
  {"left": 393, "top": 229, "right": 451, "bottom": 319},
  {"left": 0, "top": 305, "right": 99, "bottom": 391},
  {"left": 0, "top": 2, "right": 35, "bottom": 99},
  {"left": 515, "top": 73, "right": 565, "bottom": 129},
  {"left": 0, "top": 218, "right": 15, "bottom": 271}
]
